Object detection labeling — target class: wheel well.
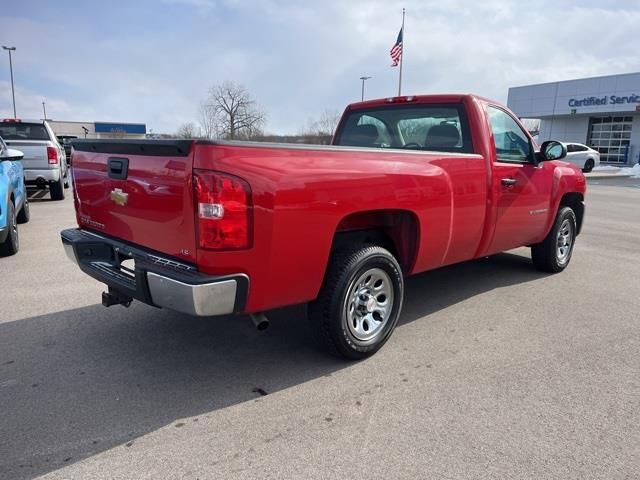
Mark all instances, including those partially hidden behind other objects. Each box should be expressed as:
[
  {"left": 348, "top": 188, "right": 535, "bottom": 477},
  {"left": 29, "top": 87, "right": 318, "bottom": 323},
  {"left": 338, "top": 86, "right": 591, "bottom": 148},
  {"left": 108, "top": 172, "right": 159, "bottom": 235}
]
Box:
[
  {"left": 331, "top": 210, "right": 419, "bottom": 272},
  {"left": 560, "top": 192, "right": 584, "bottom": 235}
]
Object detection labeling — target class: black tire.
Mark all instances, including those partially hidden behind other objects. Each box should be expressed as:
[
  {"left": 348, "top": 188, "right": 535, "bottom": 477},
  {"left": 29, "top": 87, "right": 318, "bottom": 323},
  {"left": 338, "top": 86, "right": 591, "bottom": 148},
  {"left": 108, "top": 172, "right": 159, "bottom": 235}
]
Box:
[
  {"left": 582, "top": 159, "right": 595, "bottom": 173},
  {"left": 0, "top": 201, "right": 19, "bottom": 256},
  {"left": 16, "top": 194, "right": 30, "bottom": 224},
  {"left": 531, "top": 206, "right": 577, "bottom": 273},
  {"left": 309, "top": 245, "right": 404, "bottom": 359},
  {"left": 63, "top": 170, "right": 70, "bottom": 189},
  {"left": 50, "top": 175, "right": 65, "bottom": 201}
]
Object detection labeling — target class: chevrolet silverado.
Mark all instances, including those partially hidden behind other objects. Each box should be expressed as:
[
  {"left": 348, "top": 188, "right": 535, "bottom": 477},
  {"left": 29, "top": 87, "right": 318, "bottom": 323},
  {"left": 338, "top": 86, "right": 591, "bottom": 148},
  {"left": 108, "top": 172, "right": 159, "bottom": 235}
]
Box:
[{"left": 61, "top": 94, "right": 586, "bottom": 359}]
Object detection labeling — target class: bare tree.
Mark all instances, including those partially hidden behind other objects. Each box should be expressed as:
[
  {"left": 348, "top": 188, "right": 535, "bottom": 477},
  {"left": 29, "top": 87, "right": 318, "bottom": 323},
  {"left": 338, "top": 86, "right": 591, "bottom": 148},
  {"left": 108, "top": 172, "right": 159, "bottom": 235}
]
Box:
[
  {"left": 522, "top": 118, "right": 541, "bottom": 137},
  {"left": 315, "top": 109, "right": 341, "bottom": 136},
  {"left": 198, "top": 101, "right": 217, "bottom": 139},
  {"left": 301, "top": 109, "right": 341, "bottom": 137},
  {"left": 202, "top": 81, "right": 266, "bottom": 140},
  {"left": 175, "top": 122, "right": 200, "bottom": 138}
]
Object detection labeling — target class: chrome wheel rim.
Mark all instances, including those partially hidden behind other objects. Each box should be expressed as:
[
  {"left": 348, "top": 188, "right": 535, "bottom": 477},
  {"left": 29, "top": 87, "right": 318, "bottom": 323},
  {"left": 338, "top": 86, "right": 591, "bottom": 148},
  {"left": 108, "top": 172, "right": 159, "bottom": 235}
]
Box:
[
  {"left": 344, "top": 268, "right": 394, "bottom": 343},
  {"left": 556, "top": 219, "right": 573, "bottom": 265}
]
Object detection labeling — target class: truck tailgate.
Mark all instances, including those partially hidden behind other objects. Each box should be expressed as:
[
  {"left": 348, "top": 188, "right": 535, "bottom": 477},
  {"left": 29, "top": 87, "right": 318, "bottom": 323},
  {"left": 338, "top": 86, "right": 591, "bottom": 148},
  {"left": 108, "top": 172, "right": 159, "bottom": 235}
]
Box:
[
  {"left": 71, "top": 140, "right": 198, "bottom": 263},
  {"left": 4, "top": 140, "right": 51, "bottom": 171}
]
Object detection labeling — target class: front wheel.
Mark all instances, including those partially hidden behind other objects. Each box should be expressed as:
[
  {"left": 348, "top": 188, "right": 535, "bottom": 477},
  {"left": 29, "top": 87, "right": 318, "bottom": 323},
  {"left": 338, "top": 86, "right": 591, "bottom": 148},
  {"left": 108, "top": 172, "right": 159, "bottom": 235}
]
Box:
[
  {"left": 531, "top": 206, "right": 577, "bottom": 273},
  {"left": 309, "top": 245, "right": 404, "bottom": 359}
]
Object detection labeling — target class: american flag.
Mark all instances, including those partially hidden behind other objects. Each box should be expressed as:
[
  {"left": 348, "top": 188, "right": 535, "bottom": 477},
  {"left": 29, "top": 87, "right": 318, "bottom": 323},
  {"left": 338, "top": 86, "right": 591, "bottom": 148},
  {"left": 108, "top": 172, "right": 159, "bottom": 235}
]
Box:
[{"left": 390, "top": 27, "right": 403, "bottom": 67}]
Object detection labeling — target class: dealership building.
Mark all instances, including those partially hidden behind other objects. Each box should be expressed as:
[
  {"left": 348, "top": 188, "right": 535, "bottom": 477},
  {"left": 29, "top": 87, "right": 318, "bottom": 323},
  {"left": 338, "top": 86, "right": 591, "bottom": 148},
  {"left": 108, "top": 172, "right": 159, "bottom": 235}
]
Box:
[
  {"left": 48, "top": 120, "right": 147, "bottom": 139},
  {"left": 508, "top": 72, "right": 640, "bottom": 165}
]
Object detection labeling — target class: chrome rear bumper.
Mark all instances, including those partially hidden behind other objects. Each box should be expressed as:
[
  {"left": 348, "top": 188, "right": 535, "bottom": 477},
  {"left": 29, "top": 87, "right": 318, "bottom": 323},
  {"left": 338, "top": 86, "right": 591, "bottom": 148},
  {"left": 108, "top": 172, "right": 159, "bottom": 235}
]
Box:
[
  {"left": 24, "top": 168, "right": 60, "bottom": 183},
  {"left": 61, "top": 228, "right": 248, "bottom": 316}
]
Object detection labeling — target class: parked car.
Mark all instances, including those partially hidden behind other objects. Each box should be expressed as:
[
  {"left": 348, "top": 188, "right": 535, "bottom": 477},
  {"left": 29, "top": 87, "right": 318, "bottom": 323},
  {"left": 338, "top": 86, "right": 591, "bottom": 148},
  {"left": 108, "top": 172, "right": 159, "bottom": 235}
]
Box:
[
  {"left": 56, "top": 135, "right": 78, "bottom": 166},
  {"left": 564, "top": 142, "right": 600, "bottom": 172},
  {"left": 0, "top": 119, "right": 69, "bottom": 200},
  {"left": 61, "top": 94, "right": 586, "bottom": 359},
  {"left": 0, "top": 136, "right": 29, "bottom": 256}
]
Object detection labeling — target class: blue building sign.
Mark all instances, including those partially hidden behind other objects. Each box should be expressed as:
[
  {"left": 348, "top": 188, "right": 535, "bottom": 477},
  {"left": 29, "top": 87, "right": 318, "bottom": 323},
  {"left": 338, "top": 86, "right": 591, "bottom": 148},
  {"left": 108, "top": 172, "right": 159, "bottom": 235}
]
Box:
[
  {"left": 568, "top": 94, "right": 640, "bottom": 108},
  {"left": 94, "top": 122, "right": 146, "bottom": 134}
]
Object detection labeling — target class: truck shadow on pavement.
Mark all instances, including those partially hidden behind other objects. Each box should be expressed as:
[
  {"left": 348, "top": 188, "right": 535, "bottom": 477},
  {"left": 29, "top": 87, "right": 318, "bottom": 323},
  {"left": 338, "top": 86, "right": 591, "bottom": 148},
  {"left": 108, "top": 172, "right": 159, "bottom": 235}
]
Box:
[{"left": 0, "top": 250, "right": 546, "bottom": 480}]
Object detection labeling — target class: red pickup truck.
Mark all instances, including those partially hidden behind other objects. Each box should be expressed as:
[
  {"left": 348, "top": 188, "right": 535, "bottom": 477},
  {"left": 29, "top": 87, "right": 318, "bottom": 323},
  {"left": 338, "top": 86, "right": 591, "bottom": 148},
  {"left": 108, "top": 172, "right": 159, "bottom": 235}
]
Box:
[{"left": 61, "top": 94, "right": 586, "bottom": 359}]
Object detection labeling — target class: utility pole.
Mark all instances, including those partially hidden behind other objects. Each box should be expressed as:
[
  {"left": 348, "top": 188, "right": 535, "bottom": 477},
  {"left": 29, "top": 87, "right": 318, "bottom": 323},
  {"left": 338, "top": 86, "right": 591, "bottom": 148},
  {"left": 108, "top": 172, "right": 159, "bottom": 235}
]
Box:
[
  {"left": 359, "top": 76, "right": 372, "bottom": 101},
  {"left": 2, "top": 46, "right": 17, "bottom": 118},
  {"left": 398, "top": 8, "right": 405, "bottom": 96},
  {"left": 42, "top": 101, "right": 47, "bottom": 120}
]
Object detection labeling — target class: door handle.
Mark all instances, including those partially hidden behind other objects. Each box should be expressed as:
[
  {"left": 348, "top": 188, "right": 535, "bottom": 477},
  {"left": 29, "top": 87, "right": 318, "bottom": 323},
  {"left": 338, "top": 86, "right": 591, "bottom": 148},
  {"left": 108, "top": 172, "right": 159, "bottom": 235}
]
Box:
[
  {"left": 107, "top": 157, "right": 129, "bottom": 180},
  {"left": 501, "top": 177, "right": 517, "bottom": 186}
]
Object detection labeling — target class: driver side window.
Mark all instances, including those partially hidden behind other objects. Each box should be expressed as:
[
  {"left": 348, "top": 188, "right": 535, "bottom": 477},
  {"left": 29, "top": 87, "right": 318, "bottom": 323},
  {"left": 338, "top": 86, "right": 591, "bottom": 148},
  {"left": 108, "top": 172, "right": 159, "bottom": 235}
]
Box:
[{"left": 487, "top": 106, "right": 533, "bottom": 163}]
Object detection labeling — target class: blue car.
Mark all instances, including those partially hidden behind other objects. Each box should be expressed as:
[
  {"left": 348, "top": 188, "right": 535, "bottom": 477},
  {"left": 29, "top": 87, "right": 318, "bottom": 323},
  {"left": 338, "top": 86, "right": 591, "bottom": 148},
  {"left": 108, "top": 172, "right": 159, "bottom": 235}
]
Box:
[{"left": 0, "top": 136, "right": 29, "bottom": 256}]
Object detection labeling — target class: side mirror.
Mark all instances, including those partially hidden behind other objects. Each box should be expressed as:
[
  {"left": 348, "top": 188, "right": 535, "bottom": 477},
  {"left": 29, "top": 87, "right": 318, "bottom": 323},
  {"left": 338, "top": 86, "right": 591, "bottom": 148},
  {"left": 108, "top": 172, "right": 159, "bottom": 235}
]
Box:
[
  {"left": 538, "top": 141, "right": 566, "bottom": 162},
  {"left": 0, "top": 148, "right": 24, "bottom": 162}
]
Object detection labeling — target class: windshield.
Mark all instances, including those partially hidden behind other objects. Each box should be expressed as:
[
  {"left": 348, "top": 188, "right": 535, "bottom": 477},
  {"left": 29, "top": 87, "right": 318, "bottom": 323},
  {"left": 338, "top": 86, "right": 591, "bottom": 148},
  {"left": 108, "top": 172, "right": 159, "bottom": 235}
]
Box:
[
  {"left": 334, "top": 103, "right": 473, "bottom": 153},
  {"left": 0, "top": 122, "right": 50, "bottom": 141},
  {"left": 58, "top": 136, "right": 78, "bottom": 145}
]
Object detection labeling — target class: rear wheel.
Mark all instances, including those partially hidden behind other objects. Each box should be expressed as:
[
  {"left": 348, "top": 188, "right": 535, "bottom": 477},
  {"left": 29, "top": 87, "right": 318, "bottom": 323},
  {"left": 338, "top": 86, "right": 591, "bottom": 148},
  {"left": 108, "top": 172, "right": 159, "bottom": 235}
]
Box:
[
  {"left": 50, "top": 175, "right": 65, "bottom": 200},
  {"left": 0, "top": 201, "right": 19, "bottom": 256},
  {"left": 583, "top": 159, "right": 595, "bottom": 173},
  {"left": 309, "top": 245, "right": 404, "bottom": 359},
  {"left": 531, "top": 206, "right": 577, "bottom": 273}
]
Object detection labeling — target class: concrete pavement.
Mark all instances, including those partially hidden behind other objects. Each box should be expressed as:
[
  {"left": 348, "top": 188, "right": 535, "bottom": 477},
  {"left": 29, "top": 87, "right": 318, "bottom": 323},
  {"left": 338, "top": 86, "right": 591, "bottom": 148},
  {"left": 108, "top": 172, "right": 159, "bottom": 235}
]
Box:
[{"left": 0, "top": 180, "right": 638, "bottom": 480}]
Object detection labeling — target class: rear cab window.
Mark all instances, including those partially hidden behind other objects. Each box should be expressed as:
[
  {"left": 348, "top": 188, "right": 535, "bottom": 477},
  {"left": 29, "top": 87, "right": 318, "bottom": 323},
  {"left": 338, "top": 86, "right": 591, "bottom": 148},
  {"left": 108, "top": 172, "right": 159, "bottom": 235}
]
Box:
[
  {"left": 0, "top": 122, "right": 50, "bottom": 141},
  {"left": 334, "top": 104, "right": 474, "bottom": 154}
]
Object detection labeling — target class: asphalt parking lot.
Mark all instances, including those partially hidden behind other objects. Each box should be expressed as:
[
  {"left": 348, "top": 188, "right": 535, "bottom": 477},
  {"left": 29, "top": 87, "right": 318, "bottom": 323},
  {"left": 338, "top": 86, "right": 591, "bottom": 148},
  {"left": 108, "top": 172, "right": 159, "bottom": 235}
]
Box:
[{"left": 1, "top": 180, "right": 639, "bottom": 480}]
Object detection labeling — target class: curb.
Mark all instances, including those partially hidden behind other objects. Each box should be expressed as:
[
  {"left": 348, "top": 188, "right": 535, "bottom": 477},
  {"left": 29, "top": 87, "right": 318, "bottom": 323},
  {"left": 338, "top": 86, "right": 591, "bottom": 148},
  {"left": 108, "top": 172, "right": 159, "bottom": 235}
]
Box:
[{"left": 585, "top": 173, "right": 634, "bottom": 179}]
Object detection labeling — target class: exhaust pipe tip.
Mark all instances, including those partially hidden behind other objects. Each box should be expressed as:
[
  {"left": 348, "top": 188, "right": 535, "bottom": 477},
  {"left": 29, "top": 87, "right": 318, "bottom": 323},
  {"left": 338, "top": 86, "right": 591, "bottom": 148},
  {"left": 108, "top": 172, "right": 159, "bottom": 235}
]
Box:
[{"left": 250, "top": 312, "right": 270, "bottom": 331}]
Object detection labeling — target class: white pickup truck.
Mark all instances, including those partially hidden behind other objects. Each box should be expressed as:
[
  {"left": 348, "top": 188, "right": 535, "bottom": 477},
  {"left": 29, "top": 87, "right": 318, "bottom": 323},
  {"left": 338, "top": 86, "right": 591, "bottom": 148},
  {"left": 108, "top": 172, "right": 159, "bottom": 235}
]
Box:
[{"left": 0, "top": 119, "right": 69, "bottom": 200}]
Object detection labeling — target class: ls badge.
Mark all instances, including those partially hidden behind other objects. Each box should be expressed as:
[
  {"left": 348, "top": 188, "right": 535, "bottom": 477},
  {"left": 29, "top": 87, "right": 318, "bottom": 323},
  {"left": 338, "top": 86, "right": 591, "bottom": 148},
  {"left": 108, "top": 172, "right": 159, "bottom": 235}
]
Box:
[{"left": 110, "top": 188, "right": 129, "bottom": 206}]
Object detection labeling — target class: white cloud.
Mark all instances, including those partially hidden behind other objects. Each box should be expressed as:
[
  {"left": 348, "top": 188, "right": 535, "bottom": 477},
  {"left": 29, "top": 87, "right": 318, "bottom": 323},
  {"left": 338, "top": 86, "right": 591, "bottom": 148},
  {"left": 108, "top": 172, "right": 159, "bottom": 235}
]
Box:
[
  {"left": 160, "top": 0, "right": 216, "bottom": 10},
  {"left": 1, "top": 1, "right": 640, "bottom": 134}
]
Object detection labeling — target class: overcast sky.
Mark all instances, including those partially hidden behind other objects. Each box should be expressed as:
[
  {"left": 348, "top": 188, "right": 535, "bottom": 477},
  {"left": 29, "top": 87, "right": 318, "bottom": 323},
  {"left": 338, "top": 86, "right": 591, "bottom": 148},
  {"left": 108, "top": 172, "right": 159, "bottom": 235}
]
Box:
[{"left": 1, "top": 0, "right": 639, "bottom": 134}]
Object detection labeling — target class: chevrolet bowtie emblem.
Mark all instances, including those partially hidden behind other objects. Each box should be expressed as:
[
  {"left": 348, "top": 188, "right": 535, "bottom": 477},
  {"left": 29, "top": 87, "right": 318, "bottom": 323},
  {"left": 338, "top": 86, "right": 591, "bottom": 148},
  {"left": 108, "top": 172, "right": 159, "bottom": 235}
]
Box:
[{"left": 110, "top": 188, "right": 128, "bottom": 206}]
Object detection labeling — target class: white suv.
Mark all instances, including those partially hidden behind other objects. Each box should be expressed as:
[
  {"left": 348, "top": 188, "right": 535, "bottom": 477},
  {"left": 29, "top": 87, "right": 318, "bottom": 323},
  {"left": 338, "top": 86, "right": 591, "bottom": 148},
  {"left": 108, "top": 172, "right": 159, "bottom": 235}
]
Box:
[{"left": 564, "top": 143, "right": 600, "bottom": 173}]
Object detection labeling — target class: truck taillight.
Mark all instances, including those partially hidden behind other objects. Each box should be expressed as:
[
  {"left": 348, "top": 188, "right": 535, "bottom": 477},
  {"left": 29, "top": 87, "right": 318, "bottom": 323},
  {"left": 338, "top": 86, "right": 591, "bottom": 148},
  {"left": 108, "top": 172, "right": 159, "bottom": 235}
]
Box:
[
  {"left": 47, "top": 146, "right": 58, "bottom": 164},
  {"left": 193, "top": 170, "right": 252, "bottom": 250}
]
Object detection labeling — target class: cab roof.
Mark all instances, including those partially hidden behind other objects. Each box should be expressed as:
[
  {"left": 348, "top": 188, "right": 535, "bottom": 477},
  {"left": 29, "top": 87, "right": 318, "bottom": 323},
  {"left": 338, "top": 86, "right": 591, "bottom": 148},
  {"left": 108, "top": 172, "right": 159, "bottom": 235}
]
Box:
[{"left": 346, "top": 94, "right": 505, "bottom": 110}]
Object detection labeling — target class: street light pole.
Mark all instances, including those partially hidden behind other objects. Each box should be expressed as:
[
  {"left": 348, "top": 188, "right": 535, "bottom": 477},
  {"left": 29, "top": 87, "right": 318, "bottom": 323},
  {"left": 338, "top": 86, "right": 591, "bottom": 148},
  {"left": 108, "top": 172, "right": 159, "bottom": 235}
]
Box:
[
  {"left": 42, "top": 101, "right": 47, "bottom": 120},
  {"left": 359, "top": 76, "right": 372, "bottom": 101},
  {"left": 2, "top": 46, "right": 17, "bottom": 118}
]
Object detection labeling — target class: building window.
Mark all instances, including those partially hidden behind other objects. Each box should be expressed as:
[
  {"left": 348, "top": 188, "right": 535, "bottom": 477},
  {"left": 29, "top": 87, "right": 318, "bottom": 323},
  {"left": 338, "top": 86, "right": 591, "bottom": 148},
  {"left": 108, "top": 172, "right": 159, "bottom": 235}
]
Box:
[{"left": 587, "top": 116, "right": 633, "bottom": 164}]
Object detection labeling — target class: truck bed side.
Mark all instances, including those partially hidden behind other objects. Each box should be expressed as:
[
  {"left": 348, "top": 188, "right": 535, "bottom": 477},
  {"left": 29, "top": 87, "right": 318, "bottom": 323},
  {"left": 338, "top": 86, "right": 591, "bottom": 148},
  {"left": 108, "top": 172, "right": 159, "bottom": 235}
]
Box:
[{"left": 192, "top": 142, "right": 489, "bottom": 312}]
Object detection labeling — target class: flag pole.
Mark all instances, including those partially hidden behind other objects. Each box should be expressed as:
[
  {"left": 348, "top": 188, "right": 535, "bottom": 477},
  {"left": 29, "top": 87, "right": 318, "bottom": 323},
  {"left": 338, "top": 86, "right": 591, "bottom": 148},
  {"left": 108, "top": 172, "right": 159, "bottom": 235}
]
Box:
[{"left": 398, "top": 8, "right": 405, "bottom": 96}]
